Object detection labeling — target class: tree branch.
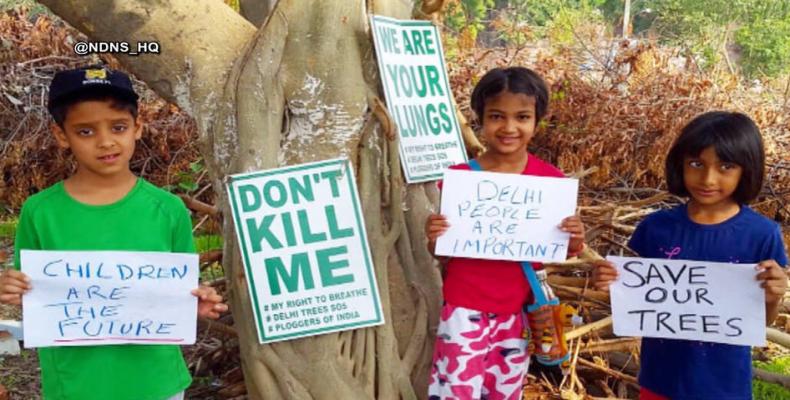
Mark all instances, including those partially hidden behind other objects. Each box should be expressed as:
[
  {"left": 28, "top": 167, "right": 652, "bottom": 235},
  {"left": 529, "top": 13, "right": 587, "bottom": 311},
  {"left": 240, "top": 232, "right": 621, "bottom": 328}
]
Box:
[{"left": 38, "top": 0, "right": 255, "bottom": 113}]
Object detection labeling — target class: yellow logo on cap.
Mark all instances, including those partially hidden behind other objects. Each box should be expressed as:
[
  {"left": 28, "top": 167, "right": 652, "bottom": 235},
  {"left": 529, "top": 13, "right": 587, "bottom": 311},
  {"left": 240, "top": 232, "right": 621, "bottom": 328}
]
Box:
[{"left": 84, "top": 69, "right": 107, "bottom": 80}]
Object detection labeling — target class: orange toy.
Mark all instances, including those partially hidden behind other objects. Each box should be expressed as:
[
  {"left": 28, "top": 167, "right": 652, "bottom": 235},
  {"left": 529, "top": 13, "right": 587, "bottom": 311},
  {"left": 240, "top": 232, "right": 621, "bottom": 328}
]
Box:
[{"left": 522, "top": 263, "right": 582, "bottom": 374}]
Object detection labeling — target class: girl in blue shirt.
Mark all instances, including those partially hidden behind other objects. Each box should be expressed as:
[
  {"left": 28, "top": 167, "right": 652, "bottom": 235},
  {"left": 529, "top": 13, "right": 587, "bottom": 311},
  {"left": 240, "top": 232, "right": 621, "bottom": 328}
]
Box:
[{"left": 592, "top": 111, "right": 788, "bottom": 400}]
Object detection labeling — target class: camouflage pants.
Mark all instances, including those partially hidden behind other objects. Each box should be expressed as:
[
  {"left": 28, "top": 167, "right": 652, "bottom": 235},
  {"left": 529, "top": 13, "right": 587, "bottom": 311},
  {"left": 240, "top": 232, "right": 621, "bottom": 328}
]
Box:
[{"left": 428, "top": 303, "right": 529, "bottom": 400}]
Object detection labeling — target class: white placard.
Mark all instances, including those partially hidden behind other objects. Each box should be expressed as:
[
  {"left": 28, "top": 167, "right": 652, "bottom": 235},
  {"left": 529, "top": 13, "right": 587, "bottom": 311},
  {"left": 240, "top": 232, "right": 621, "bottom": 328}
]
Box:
[
  {"left": 608, "top": 256, "right": 765, "bottom": 346},
  {"left": 435, "top": 169, "right": 578, "bottom": 262},
  {"left": 370, "top": 15, "right": 468, "bottom": 183},
  {"left": 21, "top": 250, "right": 198, "bottom": 348},
  {"left": 226, "top": 158, "right": 384, "bottom": 343}
]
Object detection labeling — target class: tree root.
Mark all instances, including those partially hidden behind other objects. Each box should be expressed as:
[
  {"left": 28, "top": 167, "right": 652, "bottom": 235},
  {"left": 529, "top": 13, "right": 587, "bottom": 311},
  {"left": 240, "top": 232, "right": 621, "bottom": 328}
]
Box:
[{"left": 402, "top": 285, "right": 428, "bottom": 372}]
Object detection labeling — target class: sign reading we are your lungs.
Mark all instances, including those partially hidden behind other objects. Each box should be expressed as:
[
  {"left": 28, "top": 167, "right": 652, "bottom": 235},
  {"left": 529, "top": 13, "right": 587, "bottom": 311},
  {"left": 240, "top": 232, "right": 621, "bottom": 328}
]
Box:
[
  {"left": 227, "top": 158, "right": 384, "bottom": 343},
  {"left": 371, "top": 15, "right": 467, "bottom": 183}
]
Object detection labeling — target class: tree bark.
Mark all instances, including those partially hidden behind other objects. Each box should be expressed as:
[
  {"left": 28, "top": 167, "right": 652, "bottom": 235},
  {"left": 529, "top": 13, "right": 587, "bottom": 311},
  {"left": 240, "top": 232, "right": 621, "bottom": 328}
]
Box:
[
  {"left": 39, "top": 0, "right": 256, "bottom": 112},
  {"left": 239, "top": 0, "right": 276, "bottom": 27},
  {"left": 39, "top": 0, "right": 445, "bottom": 398}
]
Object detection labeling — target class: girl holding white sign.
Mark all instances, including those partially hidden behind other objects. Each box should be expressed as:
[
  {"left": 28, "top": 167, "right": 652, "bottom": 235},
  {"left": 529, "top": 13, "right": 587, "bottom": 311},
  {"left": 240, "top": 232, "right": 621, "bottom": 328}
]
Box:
[
  {"left": 592, "top": 111, "right": 788, "bottom": 400},
  {"left": 425, "top": 67, "right": 586, "bottom": 400}
]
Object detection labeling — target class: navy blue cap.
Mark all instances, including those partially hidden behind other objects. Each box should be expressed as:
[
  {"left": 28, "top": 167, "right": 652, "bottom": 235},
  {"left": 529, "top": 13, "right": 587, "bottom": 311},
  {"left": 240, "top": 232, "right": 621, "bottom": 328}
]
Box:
[{"left": 47, "top": 66, "right": 139, "bottom": 113}]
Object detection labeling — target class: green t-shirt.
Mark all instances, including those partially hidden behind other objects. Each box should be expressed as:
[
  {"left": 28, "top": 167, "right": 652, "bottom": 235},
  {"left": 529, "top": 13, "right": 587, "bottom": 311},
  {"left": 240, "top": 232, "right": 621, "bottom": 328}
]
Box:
[{"left": 14, "top": 178, "right": 195, "bottom": 400}]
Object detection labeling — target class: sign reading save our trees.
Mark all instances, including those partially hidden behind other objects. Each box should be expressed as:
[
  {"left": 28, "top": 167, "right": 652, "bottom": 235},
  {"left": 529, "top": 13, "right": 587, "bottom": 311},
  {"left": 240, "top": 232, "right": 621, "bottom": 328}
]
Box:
[
  {"left": 227, "top": 158, "right": 383, "bottom": 343},
  {"left": 370, "top": 15, "right": 467, "bottom": 183},
  {"left": 22, "top": 250, "right": 199, "bottom": 348},
  {"left": 608, "top": 256, "right": 765, "bottom": 346},
  {"left": 435, "top": 169, "right": 579, "bottom": 263}
]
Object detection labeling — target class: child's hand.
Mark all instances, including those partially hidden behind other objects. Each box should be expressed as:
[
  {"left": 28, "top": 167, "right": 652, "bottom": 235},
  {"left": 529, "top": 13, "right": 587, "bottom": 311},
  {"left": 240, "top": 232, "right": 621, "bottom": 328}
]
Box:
[
  {"left": 426, "top": 214, "right": 450, "bottom": 241},
  {"left": 560, "top": 215, "right": 585, "bottom": 256},
  {"left": 591, "top": 260, "right": 618, "bottom": 291},
  {"left": 426, "top": 213, "right": 450, "bottom": 253},
  {"left": 756, "top": 260, "right": 788, "bottom": 305},
  {"left": 191, "top": 286, "right": 228, "bottom": 320},
  {"left": 0, "top": 269, "right": 31, "bottom": 305}
]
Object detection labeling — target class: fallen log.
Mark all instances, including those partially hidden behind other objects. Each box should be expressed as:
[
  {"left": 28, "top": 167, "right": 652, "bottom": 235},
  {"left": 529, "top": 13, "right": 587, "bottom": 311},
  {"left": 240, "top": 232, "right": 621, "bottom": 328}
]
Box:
[
  {"left": 607, "top": 351, "right": 640, "bottom": 377},
  {"left": 595, "top": 379, "right": 617, "bottom": 397},
  {"left": 200, "top": 249, "right": 224, "bottom": 265},
  {"left": 552, "top": 284, "right": 610, "bottom": 304},
  {"left": 566, "top": 316, "right": 613, "bottom": 340},
  {"left": 753, "top": 367, "right": 790, "bottom": 389},
  {"left": 179, "top": 195, "right": 219, "bottom": 215},
  {"left": 767, "top": 327, "right": 790, "bottom": 349},
  {"left": 581, "top": 337, "right": 639, "bottom": 354},
  {"left": 198, "top": 319, "right": 238, "bottom": 338},
  {"left": 545, "top": 263, "right": 593, "bottom": 274},
  {"left": 547, "top": 275, "right": 590, "bottom": 288},
  {"left": 577, "top": 357, "right": 639, "bottom": 385}
]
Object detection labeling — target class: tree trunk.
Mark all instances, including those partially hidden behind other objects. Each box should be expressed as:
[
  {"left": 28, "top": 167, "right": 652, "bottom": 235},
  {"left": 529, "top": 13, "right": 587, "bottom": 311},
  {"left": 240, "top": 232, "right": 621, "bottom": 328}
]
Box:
[
  {"left": 239, "top": 0, "right": 276, "bottom": 27},
  {"left": 38, "top": 0, "right": 449, "bottom": 398}
]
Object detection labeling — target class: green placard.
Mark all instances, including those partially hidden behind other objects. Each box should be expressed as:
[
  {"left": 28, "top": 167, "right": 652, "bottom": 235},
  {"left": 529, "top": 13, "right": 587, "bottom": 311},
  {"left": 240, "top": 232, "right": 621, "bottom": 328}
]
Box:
[
  {"left": 371, "top": 15, "right": 468, "bottom": 183},
  {"left": 227, "top": 158, "right": 383, "bottom": 343}
]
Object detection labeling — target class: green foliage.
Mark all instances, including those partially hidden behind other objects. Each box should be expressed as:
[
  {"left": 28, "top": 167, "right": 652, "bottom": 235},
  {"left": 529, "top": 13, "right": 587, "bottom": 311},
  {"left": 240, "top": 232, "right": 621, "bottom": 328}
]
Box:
[
  {"left": 753, "top": 356, "right": 790, "bottom": 399},
  {"left": 0, "top": 0, "right": 49, "bottom": 17},
  {"left": 736, "top": 18, "right": 790, "bottom": 77},
  {"left": 626, "top": 0, "right": 790, "bottom": 78},
  {"left": 164, "top": 160, "right": 205, "bottom": 194},
  {"left": 494, "top": 0, "right": 607, "bottom": 46},
  {"left": 444, "top": 0, "right": 608, "bottom": 48},
  {"left": 445, "top": 0, "right": 790, "bottom": 78},
  {"left": 200, "top": 261, "right": 225, "bottom": 282},
  {"left": 194, "top": 234, "right": 223, "bottom": 253},
  {"left": 502, "top": 0, "right": 606, "bottom": 28},
  {"left": 544, "top": 4, "right": 606, "bottom": 46},
  {"left": 444, "top": 0, "right": 495, "bottom": 41},
  {"left": 194, "top": 234, "right": 224, "bottom": 281},
  {"left": 0, "top": 218, "right": 17, "bottom": 239}
]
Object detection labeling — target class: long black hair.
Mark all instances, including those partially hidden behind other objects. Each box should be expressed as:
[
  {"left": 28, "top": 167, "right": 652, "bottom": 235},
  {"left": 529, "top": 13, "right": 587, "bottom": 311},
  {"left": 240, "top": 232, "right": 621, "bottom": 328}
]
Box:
[{"left": 665, "top": 111, "right": 765, "bottom": 204}]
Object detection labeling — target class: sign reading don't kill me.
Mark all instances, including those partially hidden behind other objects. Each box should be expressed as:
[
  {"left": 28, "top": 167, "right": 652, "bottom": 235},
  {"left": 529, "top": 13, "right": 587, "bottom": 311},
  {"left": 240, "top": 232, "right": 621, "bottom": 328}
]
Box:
[
  {"left": 227, "top": 158, "right": 384, "bottom": 343},
  {"left": 371, "top": 15, "right": 467, "bottom": 183}
]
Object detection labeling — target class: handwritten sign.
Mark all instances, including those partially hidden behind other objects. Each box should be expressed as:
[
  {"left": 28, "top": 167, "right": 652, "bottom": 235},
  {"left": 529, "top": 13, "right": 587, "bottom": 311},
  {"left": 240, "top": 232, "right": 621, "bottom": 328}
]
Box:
[
  {"left": 608, "top": 256, "right": 765, "bottom": 346},
  {"left": 227, "top": 158, "right": 384, "bottom": 343},
  {"left": 435, "top": 169, "right": 578, "bottom": 262},
  {"left": 21, "top": 250, "right": 198, "bottom": 348},
  {"left": 370, "top": 15, "right": 467, "bottom": 183}
]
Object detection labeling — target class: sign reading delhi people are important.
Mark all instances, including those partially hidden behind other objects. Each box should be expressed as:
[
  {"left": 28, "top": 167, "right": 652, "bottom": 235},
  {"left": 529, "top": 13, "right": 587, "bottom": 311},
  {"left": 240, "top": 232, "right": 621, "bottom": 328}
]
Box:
[
  {"left": 608, "top": 256, "right": 765, "bottom": 346},
  {"left": 227, "top": 158, "right": 383, "bottom": 343},
  {"left": 434, "top": 169, "right": 578, "bottom": 263},
  {"left": 21, "top": 250, "right": 198, "bottom": 348},
  {"left": 370, "top": 15, "right": 467, "bottom": 183}
]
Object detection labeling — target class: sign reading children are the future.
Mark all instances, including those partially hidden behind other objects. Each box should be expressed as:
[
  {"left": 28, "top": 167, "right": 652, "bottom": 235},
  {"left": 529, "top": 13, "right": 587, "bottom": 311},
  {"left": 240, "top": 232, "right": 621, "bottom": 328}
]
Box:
[
  {"left": 608, "top": 256, "right": 765, "bottom": 346},
  {"left": 21, "top": 250, "right": 199, "bottom": 348},
  {"left": 227, "top": 158, "right": 383, "bottom": 343},
  {"left": 370, "top": 15, "right": 467, "bottom": 183},
  {"left": 435, "top": 169, "right": 579, "bottom": 263}
]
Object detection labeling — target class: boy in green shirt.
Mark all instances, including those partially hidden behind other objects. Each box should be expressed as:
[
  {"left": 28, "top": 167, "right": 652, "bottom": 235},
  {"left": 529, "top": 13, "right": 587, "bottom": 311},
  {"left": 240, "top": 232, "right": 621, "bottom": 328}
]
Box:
[{"left": 0, "top": 66, "right": 228, "bottom": 400}]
